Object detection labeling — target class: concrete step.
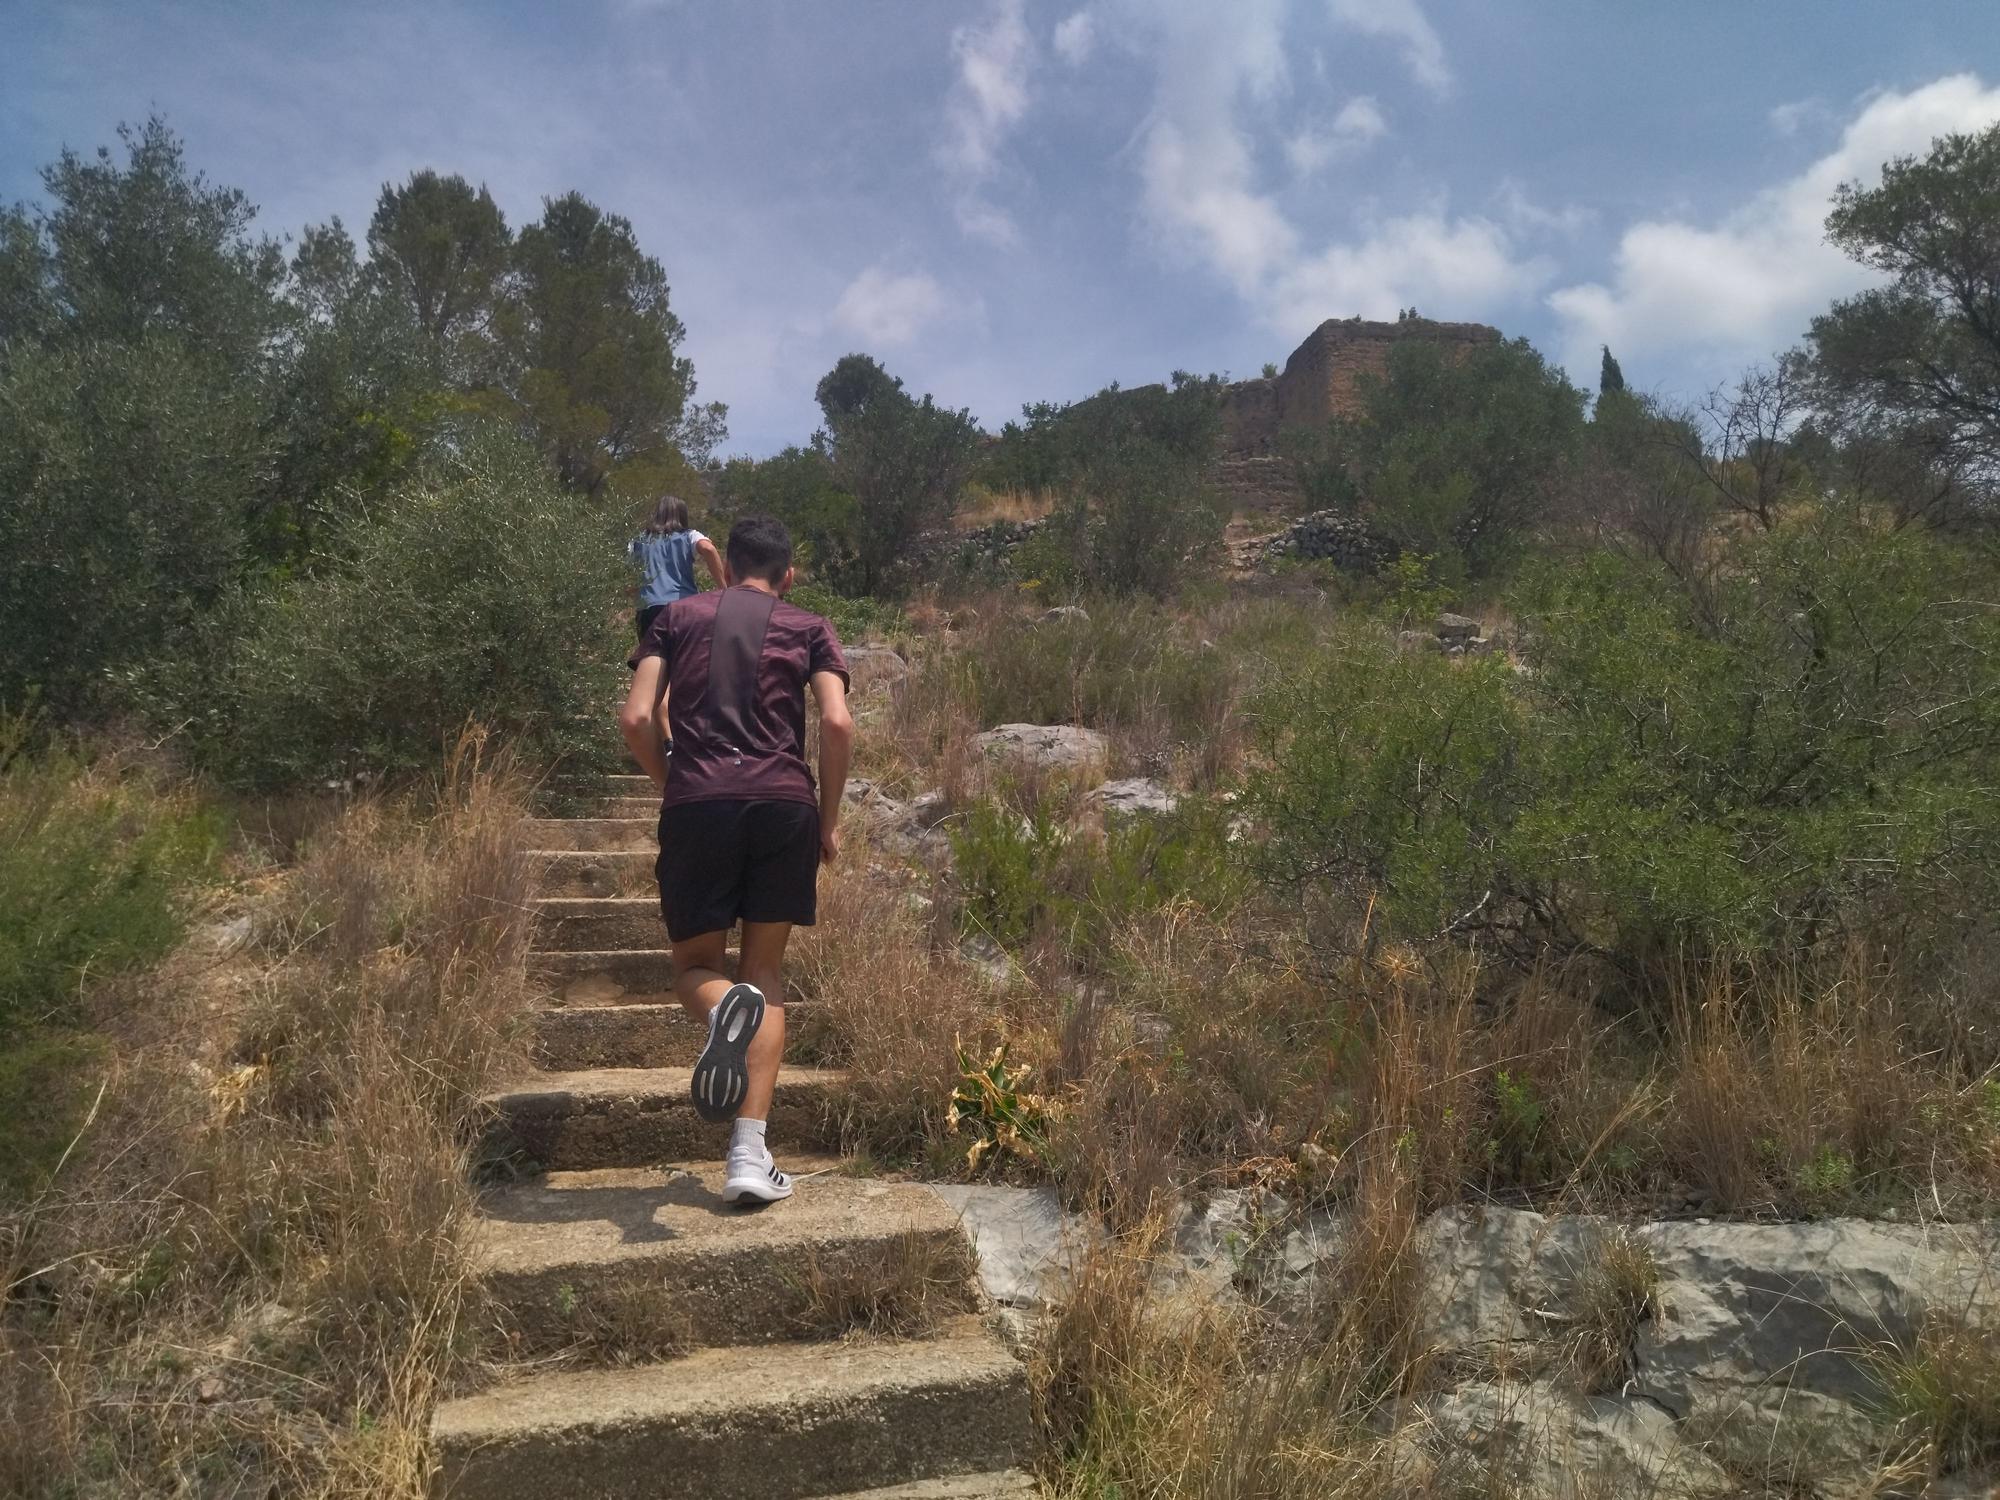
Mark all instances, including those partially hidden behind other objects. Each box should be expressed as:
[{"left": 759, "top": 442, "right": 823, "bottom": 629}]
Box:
[
  {"left": 534, "top": 897, "right": 663, "bottom": 954},
  {"left": 483, "top": 1067, "right": 844, "bottom": 1171},
  {"left": 601, "top": 774, "right": 654, "bottom": 793},
  {"left": 474, "top": 1162, "right": 978, "bottom": 1356},
  {"left": 531, "top": 848, "right": 655, "bottom": 898},
  {"left": 533, "top": 1003, "right": 696, "bottom": 1070},
  {"left": 603, "top": 795, "right": 660, "bottom": 818},
  {"left": 533, "top": 996, "right": 816, "bottom": 1071},
  {"left": 432, "top": 1318, "right": 1030, "bottom": 1499},
  {"left": 531, "top": 949, "right": 673, "bottom": 996},
  {"left": 525, "top": 818, "right": 656, "bottom": 853},
  {"left": 829, "top": 1476, "right": 1036, "bottom": 1500}
]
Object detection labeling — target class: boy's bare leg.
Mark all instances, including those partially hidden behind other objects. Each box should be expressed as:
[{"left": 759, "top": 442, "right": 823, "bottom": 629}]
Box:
[{"left": 671, "top": 923, "right": 790, "bottom": 1121}]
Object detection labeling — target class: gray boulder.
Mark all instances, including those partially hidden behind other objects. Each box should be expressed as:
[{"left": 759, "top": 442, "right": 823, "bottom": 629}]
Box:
[
  {"left": 1398, "top": 628, "right": 1447, "bottom": 655},
  {"left": 1419, "top": 1208, "right": 2000, "bottom": 1497},
  {"left": 1423, "top": 1381, "right": 1733, "bottom": 1499},
  {"left": 1630, "top": 1219, "right": 1997, "bottom": 1489},
  {"left": 843, "top": 778, "right": 952, "bottom": 863},
  {"left": 842, "top": 644, "right": 910, "bottom": 694},
  {"left": 1088, "top": 778, "right": 1179, "bottom": 822},
  {"left": 1436, "top": 612, "right": 1482, "bottom": 642},
  {"left": 973, "top": 723, "right": 1111, "bottom": 773},
  {"left": 926, "top": 1183, "right": 1084, "bottom": 1313},
  {"left": 1422, "top": 1206, "right": 1619, "bottom": 1350}
]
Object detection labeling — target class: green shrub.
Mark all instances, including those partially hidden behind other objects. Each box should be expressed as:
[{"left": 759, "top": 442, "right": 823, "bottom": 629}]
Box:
[
  {"left": 0, "top": 336, "right": 271, "bottom": 720},
  {"left": 951, "top": 793, "right": 1241, "bottom": 966},
  {"left": 1290, "top": 336, "right": 1586, "bottom": 580},
  {"left": 999, "top": 373, "right": 1226, "bottom": 597},
  {"left": 788, "top": 582, "right": 907, "bottom": 645},
  {"left": 1249, "top": 510, "right": 2000, "bottom": 973},
  {"left": 0, "top": 733, "right": 218, "bottom": 1197},
  {"left": 0, "top": 742, "right": 220, "bottom": 1031},
  {"left": 175, "top": 427, "right": 630, "bottom": 788},
  {"left": 1251, "top": 639, "right": 1522, "bottom": 938}
]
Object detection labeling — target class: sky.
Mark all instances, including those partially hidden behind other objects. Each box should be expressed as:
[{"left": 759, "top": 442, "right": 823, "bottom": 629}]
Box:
[{"left": 6, "top": 1, "right": 2000, "bottom": 457}]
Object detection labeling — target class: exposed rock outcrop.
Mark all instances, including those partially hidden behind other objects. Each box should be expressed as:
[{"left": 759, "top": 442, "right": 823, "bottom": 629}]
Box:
[{"left": 972, "top": 724, "right": 1111, "bottom": 774}]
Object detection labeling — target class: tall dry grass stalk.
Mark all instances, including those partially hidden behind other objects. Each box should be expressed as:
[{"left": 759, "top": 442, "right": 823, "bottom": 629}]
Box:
[{"left": 1, "top": 732, "right": 534, "bottom": 1498}]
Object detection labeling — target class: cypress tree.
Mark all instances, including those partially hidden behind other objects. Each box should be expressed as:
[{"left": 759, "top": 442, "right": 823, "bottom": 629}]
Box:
[{"left": 1600, "top": 344, "right": 1626, "bottom": 396}]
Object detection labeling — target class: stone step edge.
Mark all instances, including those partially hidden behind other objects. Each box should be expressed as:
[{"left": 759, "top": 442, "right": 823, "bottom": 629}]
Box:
[
  {"left": 472, "top": 1177, "right": 981, "bottom": 1355},
  {"left": 485, "top": 1065, "right": 847, "bottom": 1110},
  {"left": 435, "top": 1315, "right": 1010, "bottom": 1431},
  {"left": 430, "top": 1316, "right": 1029, "bottom": 1497},
  {"left": 825, "top": 1472, "right": 1037, "bottom": 1500}
]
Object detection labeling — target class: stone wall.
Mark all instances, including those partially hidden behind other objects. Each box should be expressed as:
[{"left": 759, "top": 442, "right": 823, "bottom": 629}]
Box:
[{"left": 1215, "top": 315, "right": 1501, "bottom": 512}]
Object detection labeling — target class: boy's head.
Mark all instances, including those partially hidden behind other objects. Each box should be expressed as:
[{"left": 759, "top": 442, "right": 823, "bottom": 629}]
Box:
[{"left": 725, "top": 515, "right": 795, "bottom": 590}]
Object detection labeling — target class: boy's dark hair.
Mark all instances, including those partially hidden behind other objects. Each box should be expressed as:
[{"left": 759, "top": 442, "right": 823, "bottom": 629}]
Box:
[{"left": 726, "top": 515, "right": 794, "bottom": 584}]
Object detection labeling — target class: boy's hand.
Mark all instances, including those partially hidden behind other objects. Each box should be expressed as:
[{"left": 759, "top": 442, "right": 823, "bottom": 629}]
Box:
[{"left": 820, "top": 823, "right": 841, "bottom": 866}]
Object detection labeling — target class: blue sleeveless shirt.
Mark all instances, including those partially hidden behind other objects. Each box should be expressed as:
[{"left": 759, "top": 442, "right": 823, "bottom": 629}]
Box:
[{"left": 628, "top": 529, "right": 705, "bottom": 607}]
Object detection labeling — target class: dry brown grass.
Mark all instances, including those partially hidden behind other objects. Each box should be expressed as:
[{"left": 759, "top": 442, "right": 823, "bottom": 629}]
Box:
[
  {"left": 952, "top": 485, "right": 1055, "bottom": 531},
  {"left": 1, "top": 735, "right": 534, "bottom": 1498},
  {"left": 1029, "top": 1214, "right": 1446, "bottom": 1499},
  {"left": 794, "top": 1226, "right": 981, "bottom": 1339},
  {"left": 789, "top": 867, "right": 1044, "bottom": 1170}
]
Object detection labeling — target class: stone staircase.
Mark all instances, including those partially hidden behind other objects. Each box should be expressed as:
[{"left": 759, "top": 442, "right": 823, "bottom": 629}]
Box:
[{"left": 431, "top": 773, "right": 1035, "bottom": 1498}]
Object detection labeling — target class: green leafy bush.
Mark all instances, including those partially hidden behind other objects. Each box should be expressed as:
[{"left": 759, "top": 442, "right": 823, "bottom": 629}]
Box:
[
  {"left": 787, "top": 582, "right": 907, "bottom": 645},
  {"left": 178, "top": 427, "right": 630, "bottom": 788},
  {"left": 998, "top": 373, "right": 1226, "bottom": 597},
  {"left": 1250, "top": 511, "right": 2000, "bottom": 973},
  {"left": 0, "top": 336, "right": 270, "bottom": 719},
  {"left": 0, "top": 740, "right": 220, "bottom": 1031},
  {"left": 1251, "top": 639, "right": 1522, "bottom": 937},
  {"left": 1291, "top": 336, "right": 1586, "bottom": 580},
  {"left": 952, "top": 793, "right": 1241, "bottom": 965},
  {"left": 0, "top": 733, "right": 219, "bottom": 1197}
]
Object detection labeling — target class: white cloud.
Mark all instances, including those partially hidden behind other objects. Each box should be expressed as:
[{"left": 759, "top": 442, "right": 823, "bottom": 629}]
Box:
[
  {"left": 1493, "top": 179, "right": 1595, "bottom": 238},
  {"left": 1286, "top": 94, "right": 1388, "bottom": 175},
  {"left": 1768, "top": 97, "right": 1826, "bottom": 138},
  {"left": 954, "top": 195, "right": 1022, "bottom": 247},
  {"left": 1269, "top": 210, "right": 1550, "bottom": 332},
  {"left": 1053, "top": 9, "right": 1095, "bottom": 66},
  {"left": 938, "top": 0, "right": 1033, "bottom": 244},
  {"left": 1327, "top": 0, "right": 1450, "bottom": 93},
  {"left": 1549, "top": 73, "right": 2000, "bottom": 384},
  {"left": 1115, "top": 0, "right": 1539, "bottom": 338},
  {"left": 940, "top": 0, "right": 1031, "bottom": 176},
  {"left": 830, "top": 267, "right": 950, "bottom": 346},
  {"left": 1125, "top": 0, "right": 1293, "bottom": 296}
]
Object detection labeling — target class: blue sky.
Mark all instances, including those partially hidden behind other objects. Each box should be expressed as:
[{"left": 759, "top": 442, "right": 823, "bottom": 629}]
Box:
[{"left": 6, "top": 1, "right": 2000, "bottom": 456}]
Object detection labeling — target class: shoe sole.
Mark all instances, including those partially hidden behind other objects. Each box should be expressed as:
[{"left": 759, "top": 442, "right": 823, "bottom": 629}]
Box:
[
  {"left": 691, "top": 983, "right": 764, "bottom": 1124},
  {"left": 722, "top": 1168, "right": 794, "bottom": 1205}
]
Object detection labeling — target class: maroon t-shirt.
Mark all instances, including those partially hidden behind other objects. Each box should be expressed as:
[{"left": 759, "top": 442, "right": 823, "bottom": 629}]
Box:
[{"left": 630, "top": 585, "right": 849, "bottom": 810}]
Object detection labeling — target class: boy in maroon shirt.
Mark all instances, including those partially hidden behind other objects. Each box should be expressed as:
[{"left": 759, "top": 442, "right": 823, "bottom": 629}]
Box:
[{"left": 618, "top": 515, "right": 853, "bottom": 1205}]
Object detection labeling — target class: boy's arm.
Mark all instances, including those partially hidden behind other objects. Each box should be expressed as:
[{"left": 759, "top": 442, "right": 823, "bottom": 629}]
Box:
[
  {"left": 810, "top": 669, "right": 853, "bottom": 864},
  {"left": 619, "top": 655, "right": 671, "bottom": 789},
  {"left": 695, "top": 535, "right": 726, "bottom": 589}
]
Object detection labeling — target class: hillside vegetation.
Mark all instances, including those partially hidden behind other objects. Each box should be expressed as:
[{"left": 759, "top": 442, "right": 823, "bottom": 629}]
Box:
[{"left": 2, "top": 114, "right": 1998, "bottom": 1496}]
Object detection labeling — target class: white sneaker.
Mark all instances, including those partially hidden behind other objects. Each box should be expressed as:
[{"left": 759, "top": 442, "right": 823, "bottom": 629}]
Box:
[{"left": 722, "top": 1148, "right": 793, "bottom": 1205}]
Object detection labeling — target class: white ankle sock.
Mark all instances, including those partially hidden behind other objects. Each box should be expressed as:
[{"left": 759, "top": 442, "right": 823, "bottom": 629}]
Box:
[{"left": 729, "top": 1117, "right": 767, "bottom": 1156}]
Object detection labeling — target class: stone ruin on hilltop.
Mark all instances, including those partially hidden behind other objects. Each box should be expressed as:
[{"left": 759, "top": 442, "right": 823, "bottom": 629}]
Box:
[{"left": 1215, "top": 315, "right": 1503, "bottom": 516}]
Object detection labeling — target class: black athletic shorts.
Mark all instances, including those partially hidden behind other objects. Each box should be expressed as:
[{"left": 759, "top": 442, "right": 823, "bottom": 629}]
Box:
[{"left": 656, "top": 799, "right": 821, "bottom": 941}]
